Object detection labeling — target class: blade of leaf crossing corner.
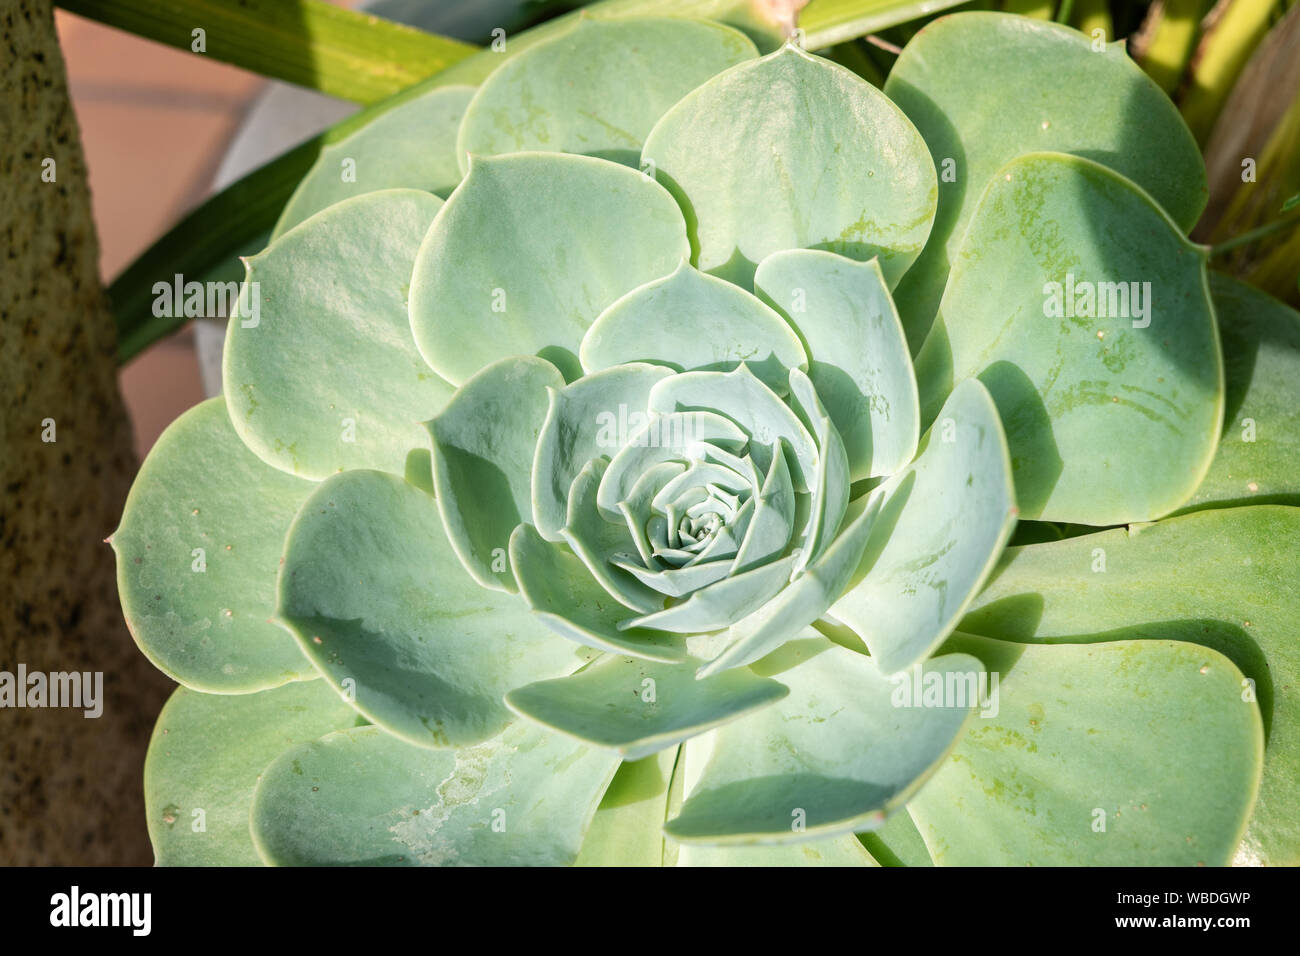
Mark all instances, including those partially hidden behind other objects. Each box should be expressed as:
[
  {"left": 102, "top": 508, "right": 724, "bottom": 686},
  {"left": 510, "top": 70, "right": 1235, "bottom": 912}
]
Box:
[{"left": 56, "top": 0, "right": 477, "bottom": 104}]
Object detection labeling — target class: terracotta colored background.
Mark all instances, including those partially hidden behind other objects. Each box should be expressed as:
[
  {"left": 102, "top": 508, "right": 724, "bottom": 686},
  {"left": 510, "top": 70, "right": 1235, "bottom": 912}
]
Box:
[{"left": 56, "top": 8, "right": 263, "bottom": 458}]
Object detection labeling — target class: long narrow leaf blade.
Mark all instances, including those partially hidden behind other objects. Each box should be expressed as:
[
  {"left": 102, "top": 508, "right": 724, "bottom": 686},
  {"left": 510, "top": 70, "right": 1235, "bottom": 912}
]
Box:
[{"left": 56, "top": 0, "right": 477, "bottom": 104}]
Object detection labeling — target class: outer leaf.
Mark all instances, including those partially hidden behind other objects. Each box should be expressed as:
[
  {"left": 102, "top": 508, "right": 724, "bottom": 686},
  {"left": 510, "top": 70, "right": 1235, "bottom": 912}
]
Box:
[
  {"left": 1178, "top": 274, "right": 1300, "bottom": 512},
  {"left": 908, "top": 635, "right": 1263, "bottom": 866},
  {"left": 144, "top": 681, "right": 357, "bottom": 866},
  {"left": 458, "top": 16, "right": 757, "bottom": 169},
  {"left": 223, "top": 189, "right": 453, "bottom": 479},
  {"left": 665, "top": 638, "right": 980, "bottom": 844},
  {"left": 273, "top": 85, "right": 475, "bottom": 238},
  {"left": 505, "top": 655, "right": 788, "bottom": 760},
  {"left": 959, "top": 506, "right": 1300, "bottom": 866},
  {"left": 885, "top": 10, "right": 1208, "bottom": 344},
  {"left": 754, "top": 249, "right": 919, "bottom": 480},
  {"left": 831, "top": 378, "right": 1016, "bottom": 675},
  {"left": 250, "top": 722, "right": 619, "bottom": 866},
  {"left": 409, "top": 152, "right": 689, "bottom": 385},
  {"left": 112, "top": 398, "right": 315, "bottom": 692},
  {"left": 641, "top": 44, "right": 937, "bottom": 289},
  {"left": 914, "top": 152, "right": 1221, "bottom": 525},
  {"left": 276, "top": 470, "right": 583, "bottom": 749},
  {"left": 428, "top": 356, "right": 564, "bottom": 592}
]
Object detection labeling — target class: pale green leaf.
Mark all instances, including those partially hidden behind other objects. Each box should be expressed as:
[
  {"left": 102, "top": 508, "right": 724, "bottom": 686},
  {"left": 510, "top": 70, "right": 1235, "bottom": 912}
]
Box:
[
  {"left": 224, "top": 189, "right": 454, "bottom": 478},
  {"left": 908, "top": 635, "right": 1263, "bottom": 866},
  {"left": 428, "top": 356, "right": 564, "bottom": 592},
  {"left": 914, "top": 152, "right": 1221, "bottom": 525},
  {"left": 112, "top": 398, "right": 316, "bottom": 692},
  {"left": 831, "top": 378, "right": 1017, "bottom": 674},
  {"left": 276, "top": 470, "right": 583, "bottom": 749},
  {"left": 458, "top": 16, "right": 757, "bottom": 168},
  {"left": 409, "top": 152, "right": 689, "bottom": 385},
  {"left": 641, "top": 44, "right": 937, "bottom": 289},
  {"left": 250, "top": 722, "right": 619, "bottom": 866},
  {"left": 145, "top": 681, "right": 357, "bottom": 866}
]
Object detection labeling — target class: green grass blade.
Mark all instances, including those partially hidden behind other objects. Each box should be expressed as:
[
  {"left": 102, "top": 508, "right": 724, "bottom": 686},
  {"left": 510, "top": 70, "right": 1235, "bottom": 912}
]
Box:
[{"left": 56, "top": 0, "right": 477, "bottom": 104}]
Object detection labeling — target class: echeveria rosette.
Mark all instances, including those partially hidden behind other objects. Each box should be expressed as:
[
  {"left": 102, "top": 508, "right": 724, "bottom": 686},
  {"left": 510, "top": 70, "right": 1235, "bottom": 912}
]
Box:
[{"left": 111, "top": 12, "right": 1300, "bottom": 867}]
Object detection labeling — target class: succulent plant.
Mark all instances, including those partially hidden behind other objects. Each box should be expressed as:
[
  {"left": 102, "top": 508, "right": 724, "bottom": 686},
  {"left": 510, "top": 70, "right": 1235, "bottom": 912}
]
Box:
[{"left": 113, "top": 11, "right": 1300, "bottom": 867}]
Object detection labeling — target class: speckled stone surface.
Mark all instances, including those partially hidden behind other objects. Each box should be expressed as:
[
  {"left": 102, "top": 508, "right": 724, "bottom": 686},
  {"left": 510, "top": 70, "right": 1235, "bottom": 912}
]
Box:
[{"left": 1, "top": 0, "right": 172, "bottom": 865}]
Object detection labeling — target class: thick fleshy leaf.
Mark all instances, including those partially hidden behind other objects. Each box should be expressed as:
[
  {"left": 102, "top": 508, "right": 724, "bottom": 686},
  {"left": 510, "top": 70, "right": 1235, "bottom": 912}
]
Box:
[
  {"left": 250, "top": 722, "right": 620, "bottom": 866},
  {"left": 959, "top": 506, "right": 1300, "bottom": 866},
  {"left": 273, "top": 85, "right": 474, "bottom": 239},
  {"left": 596, "top": 410, "right": 747, "bottom": 519},
  {"left": 908, "top": 634, "right": 1263, "bottom": 866},
  {"left": 885, "top": 11, "right": 1208, "bottom": 345},
  {"left": 428, "top": 356, "right": 563, "bottom": 591},
  {"left": 145, "top": 681, "right": 357, "bottom": 866},
  {"left": 576, "top": 748, "right": 679, "bottom": 867},
  {"left": 505, "top": 654, "right": 788, "bottom": 761},
  {"left": 532, "top": 363, "right": 674, "bottom": 541},
  {"left": 754, "top": 249, "right": 918, "bottom": 480},
  {"left": 510, "top": 523, "right": 685, "bottom": 662},
  {"left": 731, "top": 445, "right": 795, "bottom": 574},
  {"left": 914, "top": 151, "right": 1221, "bottom": 525},
  {"left": 699, "top": 493, "right": 882, "bottom": 678},
  {"left": 641, "top": 44, "right": 936, "bottom": 289},
  {"left": 676, "top": 835, "right": 878, "bottom": 866},
  {"left": 561, "top": 459, "right": 665, "bottom": 614},
  {"left": 786, "top": 368, "right": 849, "bottom": 573},
  {"left": 1179, "top": 274, "right": 1300, "bottom": 512},
  {"left": 648, "top": 365, "right": 817, "bottom": 491},
  {"left": 112, "top": 398, "right": 315, "bottom": 692},
  {"left": 579, "top": 261, "right": 807, "bottom": 394},
  {"left": 276, "top": 470, "right": 583, "bottom": 749},
  {"left": 831, "top": 378, "right": 1016, "bottom": 675},
  {"left": 624, "top": 555, "right": 797, "bottom": 634},
  {"left": 665, "top": 638, "right": 980, "bottom": 844},
  {"left": 224, "top": 189, "right": 452, "bottom": 479},
  {"left": 409, "top": 152, "right": 689, "bottom": 385},
  {"left": 859, "top": 808, "right": 933, "bottom": 867},
  {"left": 457, "top": 16, "right": 756, "bottom": 168}
]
